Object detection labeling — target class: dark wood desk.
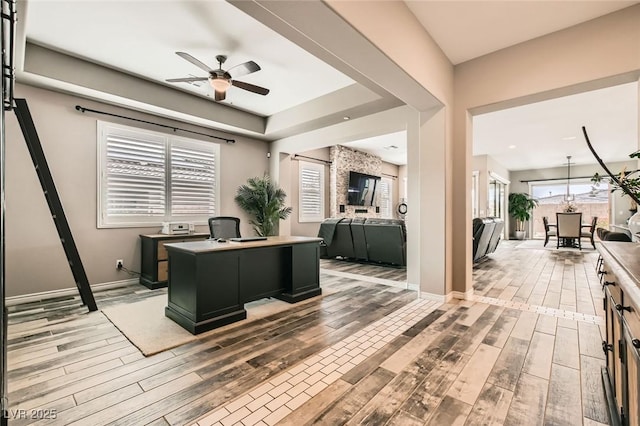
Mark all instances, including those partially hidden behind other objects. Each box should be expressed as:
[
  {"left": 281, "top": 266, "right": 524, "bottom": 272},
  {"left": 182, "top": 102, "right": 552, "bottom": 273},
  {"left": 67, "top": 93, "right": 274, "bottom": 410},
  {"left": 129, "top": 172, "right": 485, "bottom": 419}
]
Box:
[{"left": 164, "top": 236, "right": 322, "bottom": 334}]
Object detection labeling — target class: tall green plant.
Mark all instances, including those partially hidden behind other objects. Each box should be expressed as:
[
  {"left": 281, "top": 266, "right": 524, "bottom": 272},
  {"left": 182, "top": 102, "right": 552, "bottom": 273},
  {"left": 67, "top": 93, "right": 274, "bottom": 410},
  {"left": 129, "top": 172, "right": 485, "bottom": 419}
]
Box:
[
  {"left": 508, "top": 192, "right": 538, "bottom": 232},
  {"left": 234, "top": 174, "right": 292, "bottom": 237}
]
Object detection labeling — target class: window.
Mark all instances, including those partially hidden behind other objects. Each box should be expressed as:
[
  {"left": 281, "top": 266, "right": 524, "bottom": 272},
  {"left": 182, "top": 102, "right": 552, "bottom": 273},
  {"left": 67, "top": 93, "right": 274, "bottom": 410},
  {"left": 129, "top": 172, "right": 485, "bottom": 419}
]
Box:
[
  {"left": 298, "top": 161, "right": 324, "bottom": 222},
  {"left": 472, "top": 171, "right": 479, "bottom": 218},
  {"left": 98, "top": 121, "right": 219, "bottom": 227},
  {"left": 378, "top": 177, "right": 393, "bottom": 218}
]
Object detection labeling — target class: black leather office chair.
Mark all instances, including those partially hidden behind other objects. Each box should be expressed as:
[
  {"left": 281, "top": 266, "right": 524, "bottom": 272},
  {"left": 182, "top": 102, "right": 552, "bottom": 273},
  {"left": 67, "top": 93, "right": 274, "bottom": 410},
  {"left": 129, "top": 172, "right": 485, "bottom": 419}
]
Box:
[{"left": 208, "top": 216, "right": 241, "bottom": 239}]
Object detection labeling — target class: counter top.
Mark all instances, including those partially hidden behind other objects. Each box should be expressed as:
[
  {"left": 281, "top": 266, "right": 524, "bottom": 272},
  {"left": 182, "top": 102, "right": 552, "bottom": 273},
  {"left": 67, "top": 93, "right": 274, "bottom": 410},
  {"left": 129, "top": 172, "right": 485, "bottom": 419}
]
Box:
[
  {"left": 164, "top": 235, "right": 322, "bottom": 254},
  {"left": 599, "top": 241, "right": 640, "bottom": 309}
]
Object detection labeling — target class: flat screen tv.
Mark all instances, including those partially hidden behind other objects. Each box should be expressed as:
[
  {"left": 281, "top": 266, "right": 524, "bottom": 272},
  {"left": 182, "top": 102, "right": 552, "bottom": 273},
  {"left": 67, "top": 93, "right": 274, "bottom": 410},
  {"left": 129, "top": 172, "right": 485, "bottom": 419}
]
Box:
[{"left": 347, "top": 171, "right": 381, "bottom": 206}]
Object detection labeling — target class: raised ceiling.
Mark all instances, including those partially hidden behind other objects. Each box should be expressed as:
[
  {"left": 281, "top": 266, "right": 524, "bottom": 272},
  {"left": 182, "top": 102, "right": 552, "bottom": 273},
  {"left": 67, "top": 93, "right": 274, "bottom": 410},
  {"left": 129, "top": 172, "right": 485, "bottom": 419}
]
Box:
[{"left": 23, "top": 0, "right": 354, "bottom": 117}]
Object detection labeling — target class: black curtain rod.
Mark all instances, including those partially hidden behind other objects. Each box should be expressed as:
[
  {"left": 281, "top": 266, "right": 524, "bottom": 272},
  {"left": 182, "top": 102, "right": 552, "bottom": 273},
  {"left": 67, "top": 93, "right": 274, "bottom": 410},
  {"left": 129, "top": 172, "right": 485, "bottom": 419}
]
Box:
[
  {"left": 75, "top": 105, "right": 236, "bottom": 144},
  {"left": 520, "top": 175, "right": 593, "bottom": 183},
  {"left": 520, "top": 175, "right": 595, "bottom": 183},
  {"left": 292, "top": 154, "right": 332, "bottom": 165},
  {"left": 521, "top": 169, "right": 640, "bottom": 184},
  {"left": 382, "top": 172, "right": 398, "bottom": 179}
]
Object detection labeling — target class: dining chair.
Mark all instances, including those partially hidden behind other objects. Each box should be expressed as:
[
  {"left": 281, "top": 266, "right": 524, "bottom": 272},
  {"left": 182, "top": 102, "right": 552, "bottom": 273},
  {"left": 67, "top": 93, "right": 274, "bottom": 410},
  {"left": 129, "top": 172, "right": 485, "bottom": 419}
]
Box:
[
  {"left": 556, "top": 212, "right": 582, "bottom": 249},
  {"left": 208, "top": 216, "right": 241, "bottom": 239},
  {"left": 580, "top": 216, "right": 598, "bottom": 249},
  {"left": 542, "top": 216, "right": 557, "bottom": 247}
]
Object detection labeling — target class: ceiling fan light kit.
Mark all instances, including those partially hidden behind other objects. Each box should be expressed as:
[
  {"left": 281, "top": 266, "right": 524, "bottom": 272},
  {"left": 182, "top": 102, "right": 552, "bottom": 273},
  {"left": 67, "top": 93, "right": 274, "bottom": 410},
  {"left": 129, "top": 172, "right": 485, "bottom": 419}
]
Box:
[{"left": 167, "top": 52, "right": 270, "bottom": 102}]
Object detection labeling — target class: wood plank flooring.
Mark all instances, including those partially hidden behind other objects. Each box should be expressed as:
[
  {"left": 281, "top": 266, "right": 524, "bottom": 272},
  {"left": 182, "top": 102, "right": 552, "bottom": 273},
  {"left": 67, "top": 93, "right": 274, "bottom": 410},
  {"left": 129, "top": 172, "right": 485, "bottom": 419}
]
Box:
[{"left": 4, "top": 240, "right": 610, "bottom": 425}]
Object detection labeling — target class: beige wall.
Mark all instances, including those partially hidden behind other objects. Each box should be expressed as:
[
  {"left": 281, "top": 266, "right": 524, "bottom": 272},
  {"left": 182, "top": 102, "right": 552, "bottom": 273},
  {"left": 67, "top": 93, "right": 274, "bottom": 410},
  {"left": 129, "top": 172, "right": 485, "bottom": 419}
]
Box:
[
  {"left": 327, "top": 1, "right": 455, "bottom": 298},
  {"left": 472, "top": 154, "right": 511, "bottom": 219},
  {"left": 6, "top": 84, "right": 269, "bottom": 297},
  {"left": 454, "top": 5, "right": 640, "bottom": 293}
]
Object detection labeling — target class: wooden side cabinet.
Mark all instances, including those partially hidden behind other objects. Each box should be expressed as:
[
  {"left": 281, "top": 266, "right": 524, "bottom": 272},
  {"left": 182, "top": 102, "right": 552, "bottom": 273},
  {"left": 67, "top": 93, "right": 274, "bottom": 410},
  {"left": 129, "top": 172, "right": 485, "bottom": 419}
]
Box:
[
  {"left": 139, "top": 233, "right": 209, "bottom": 289},
  {"left": 598, "top": 242, "right": 640, "bottom": 426}
]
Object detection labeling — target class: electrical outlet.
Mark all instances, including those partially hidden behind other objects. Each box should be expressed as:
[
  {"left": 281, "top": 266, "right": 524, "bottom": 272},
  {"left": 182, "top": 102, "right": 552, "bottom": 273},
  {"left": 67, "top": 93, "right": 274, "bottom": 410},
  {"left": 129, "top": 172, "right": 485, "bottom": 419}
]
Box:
[{"left": 116, "top": 259, "right": 123, "bottom": 270}]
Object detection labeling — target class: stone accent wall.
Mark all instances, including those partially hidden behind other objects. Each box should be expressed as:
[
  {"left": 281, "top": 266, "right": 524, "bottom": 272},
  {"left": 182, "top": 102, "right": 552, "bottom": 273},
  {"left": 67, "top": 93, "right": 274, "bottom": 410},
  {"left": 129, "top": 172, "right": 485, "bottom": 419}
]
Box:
[{"left": 330, "top": 145, "right": 382, "bottom": 218}]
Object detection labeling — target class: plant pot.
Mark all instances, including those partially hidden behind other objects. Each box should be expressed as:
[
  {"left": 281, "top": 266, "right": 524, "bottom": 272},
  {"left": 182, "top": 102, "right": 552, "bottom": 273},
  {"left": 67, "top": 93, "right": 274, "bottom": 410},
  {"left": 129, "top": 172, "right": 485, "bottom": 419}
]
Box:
[{"left": 514, "top": 230, "right": 526, "bottom": 240}]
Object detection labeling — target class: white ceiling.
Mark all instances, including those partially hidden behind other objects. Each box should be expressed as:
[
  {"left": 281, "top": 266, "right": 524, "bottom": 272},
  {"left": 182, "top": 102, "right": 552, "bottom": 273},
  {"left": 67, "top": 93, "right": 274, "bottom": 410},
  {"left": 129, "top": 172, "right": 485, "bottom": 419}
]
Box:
[
  {"left": 406, "top": 1, "right": 638, "bottom": 65},
  {"left": 19, "top": 0, "right": 639, "bottom": 170},
  {"left": 342, "top": 131, "right": 408, "bottom": 166},
  {"left": 473, "top": 81, "right": 639, "bottom": 171},
  {"left": 24, "top": 0, "right": 354, "bottom": 117}
]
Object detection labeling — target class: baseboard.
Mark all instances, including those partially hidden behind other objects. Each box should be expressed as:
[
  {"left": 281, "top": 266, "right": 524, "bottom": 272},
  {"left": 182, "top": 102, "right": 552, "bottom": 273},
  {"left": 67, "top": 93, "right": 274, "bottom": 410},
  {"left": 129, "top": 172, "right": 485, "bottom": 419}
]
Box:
[
  {"left": 5, "top": 278, "right": 139, "bottom": 306},
  {"left": 419, "top": 291, "right": 448, "bottom": 303},
  {"left": 452, "top": 289, "right": 475, "bottom": 301}
]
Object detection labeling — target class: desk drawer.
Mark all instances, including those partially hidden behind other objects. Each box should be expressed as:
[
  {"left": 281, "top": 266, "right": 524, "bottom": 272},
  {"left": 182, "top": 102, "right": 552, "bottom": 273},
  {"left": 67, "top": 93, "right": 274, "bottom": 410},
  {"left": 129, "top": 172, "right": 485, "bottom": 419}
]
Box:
[{"left": 158, "top": 261, "right": 168, "bottom": 282}]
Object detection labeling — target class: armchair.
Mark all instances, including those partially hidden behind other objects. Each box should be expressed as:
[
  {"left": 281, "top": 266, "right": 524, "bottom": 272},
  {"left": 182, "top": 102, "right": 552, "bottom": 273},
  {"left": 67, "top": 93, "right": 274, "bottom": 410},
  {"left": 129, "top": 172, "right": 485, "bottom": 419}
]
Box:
[{"left": 542, "top": 216, "right": 557, "bottom": 247}]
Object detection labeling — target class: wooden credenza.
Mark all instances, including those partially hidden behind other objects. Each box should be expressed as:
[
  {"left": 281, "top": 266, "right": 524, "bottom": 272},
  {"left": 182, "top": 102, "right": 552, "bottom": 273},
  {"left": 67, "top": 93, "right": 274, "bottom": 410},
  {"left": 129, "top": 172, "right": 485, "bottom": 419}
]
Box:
[
  {"left": 139, "top": 233, "right": 210, "bottom": 289},
  {"left": 598, "top": 242, "right": 640, "bottom": 426}
]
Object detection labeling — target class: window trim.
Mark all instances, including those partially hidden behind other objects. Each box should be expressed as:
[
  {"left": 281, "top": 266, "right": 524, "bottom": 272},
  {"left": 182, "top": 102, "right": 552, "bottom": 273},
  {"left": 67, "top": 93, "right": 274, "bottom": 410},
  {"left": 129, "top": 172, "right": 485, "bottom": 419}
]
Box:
[
  {"left": 298, "top": 160, "right": 325, "bottom": 223},
  {"left": 378, "top": 177, "right": 393, "bottom": 218},
  {"left": 97, "top": 121, "right": 220, "bottom": 228}
]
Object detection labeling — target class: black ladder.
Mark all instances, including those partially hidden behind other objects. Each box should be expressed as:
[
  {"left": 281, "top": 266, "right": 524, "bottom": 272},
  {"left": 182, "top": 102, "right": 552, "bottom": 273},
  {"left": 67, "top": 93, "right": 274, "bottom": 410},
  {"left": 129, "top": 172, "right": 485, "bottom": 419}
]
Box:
[{"left": 13, "top": 98, "right": 97, "bottom": 311}]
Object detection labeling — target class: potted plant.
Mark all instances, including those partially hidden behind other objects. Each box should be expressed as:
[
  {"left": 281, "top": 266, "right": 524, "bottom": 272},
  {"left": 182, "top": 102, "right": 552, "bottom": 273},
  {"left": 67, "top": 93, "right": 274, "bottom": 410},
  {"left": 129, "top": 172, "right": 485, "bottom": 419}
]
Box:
[
  {"left": 508, "top": 192, "right": 539, "bottom": 240},
  {"left": 235, "top": 174, "right": 292, "bottom": 236}
]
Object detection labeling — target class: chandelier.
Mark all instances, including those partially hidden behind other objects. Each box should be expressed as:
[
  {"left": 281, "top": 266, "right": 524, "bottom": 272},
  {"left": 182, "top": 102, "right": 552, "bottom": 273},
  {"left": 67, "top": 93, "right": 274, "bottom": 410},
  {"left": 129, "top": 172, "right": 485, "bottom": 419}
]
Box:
[{"left": 564, "top": 155, "right": 575, "bottom": 202}]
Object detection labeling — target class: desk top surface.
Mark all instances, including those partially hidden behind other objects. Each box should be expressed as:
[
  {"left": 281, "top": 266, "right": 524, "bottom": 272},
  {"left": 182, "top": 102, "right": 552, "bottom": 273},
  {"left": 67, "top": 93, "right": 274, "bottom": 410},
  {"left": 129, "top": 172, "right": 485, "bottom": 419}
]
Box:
[{"left": 164, "top": 235, "right": 322, "bottom": 254}]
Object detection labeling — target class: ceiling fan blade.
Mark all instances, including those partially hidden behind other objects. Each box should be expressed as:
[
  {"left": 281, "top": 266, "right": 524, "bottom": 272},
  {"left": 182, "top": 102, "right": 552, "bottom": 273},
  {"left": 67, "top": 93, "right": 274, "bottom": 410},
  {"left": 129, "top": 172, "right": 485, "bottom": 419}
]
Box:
[
  {"left": 166, "top": 77, "right": 208, "bottom": 83},
  {"left": 214, "top": 90, "right": 226, "bottom": 101},
  {"left": 175, "top": 51, "right": 213, "bottom": 73},
  {"left": 232, "top": 80, "right": 270, "bottom": 96},
  {"left": 227, "top": 61, "right": 260, "bottom": 78}
]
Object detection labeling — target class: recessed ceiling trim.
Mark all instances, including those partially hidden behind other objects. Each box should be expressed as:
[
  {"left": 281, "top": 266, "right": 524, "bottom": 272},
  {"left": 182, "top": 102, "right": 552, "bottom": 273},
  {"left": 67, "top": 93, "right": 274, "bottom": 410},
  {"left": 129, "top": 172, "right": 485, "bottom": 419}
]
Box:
[{"left": 22, "top": 43, "right": 267, "bottom": 135}]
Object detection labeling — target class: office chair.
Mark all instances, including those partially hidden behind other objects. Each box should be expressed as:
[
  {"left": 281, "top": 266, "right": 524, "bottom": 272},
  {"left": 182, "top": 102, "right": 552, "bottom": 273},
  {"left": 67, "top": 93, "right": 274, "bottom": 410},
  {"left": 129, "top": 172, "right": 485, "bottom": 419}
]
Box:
[{"left": 208, "top": 216, "right": 241, "bottom": 239}]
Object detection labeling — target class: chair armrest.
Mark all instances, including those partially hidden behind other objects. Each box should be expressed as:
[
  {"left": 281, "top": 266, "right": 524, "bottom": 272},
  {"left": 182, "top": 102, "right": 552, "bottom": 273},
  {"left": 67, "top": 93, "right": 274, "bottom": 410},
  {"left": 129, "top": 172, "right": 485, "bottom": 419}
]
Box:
[{"left": 548, "top": 224, "right": 557, "bottom": 229}]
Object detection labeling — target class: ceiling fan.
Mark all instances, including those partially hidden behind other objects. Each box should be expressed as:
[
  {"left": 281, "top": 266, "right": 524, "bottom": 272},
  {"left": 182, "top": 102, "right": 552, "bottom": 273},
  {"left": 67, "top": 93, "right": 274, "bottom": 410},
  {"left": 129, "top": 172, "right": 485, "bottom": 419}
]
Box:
[{"left": 166, "top": 52, "right": 270, "bottom": 101}]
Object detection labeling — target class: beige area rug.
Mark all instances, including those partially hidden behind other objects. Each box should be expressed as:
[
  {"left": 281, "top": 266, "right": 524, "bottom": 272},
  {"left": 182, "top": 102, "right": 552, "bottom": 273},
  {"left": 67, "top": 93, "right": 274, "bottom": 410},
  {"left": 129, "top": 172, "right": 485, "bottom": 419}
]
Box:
[{"left": 102, "top": 288, "right": 337, "bottom": 357}]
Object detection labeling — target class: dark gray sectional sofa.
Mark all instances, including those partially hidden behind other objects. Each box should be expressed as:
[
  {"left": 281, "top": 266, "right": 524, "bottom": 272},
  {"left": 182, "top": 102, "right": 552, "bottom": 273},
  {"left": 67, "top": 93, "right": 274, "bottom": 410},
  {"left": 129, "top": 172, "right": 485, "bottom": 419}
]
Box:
[
  {"left": 472, "top": 217, "right": 504, "bottom": 262},
  {"left": 318, "top": 217, "right": 406, "bottom": 266}
]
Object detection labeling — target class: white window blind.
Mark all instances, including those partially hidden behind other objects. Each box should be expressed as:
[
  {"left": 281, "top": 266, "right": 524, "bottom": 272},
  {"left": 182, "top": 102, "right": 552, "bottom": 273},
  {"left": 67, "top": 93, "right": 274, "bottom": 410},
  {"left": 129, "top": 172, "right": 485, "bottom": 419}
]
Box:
[
  {"left": 98, "top": 122, "right": 219, "bottom": 228},
  {"left": 379, "top": 178, "right": 393, "bottom": 218},
  {"left": 170, "top": 142, "right": 217, "bottom": 217},
  {"left": 299, "top": 161, "right": 325, "bottom": 222}
]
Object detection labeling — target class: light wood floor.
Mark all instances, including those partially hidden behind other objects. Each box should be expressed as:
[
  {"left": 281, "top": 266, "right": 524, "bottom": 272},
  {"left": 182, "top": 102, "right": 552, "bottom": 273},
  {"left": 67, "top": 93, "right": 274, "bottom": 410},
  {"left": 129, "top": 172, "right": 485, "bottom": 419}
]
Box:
[{"left": 5, "top": 241, "right": 609, "bottom": 425}]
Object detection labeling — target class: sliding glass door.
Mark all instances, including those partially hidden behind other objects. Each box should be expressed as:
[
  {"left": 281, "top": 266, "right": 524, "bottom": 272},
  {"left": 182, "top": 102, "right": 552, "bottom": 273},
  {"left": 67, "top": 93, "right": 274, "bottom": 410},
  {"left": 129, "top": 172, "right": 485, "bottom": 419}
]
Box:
[
  {"left": 530, "top": 179, "right": 610, "bottom": 238},
  {"left": 488, "top": 177, "right": 506, "bottom": 220}
]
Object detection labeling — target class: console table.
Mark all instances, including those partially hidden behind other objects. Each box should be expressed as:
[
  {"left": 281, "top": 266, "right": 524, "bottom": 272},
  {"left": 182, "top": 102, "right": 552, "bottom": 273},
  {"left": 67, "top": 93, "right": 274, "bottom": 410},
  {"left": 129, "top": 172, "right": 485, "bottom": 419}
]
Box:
[
  {"left": 164, "top": 236, "right": 322, "bottom": 334},
  {"left": 597, "top": 242, "right": 640, "bottom": 425},
  {"left": 139, "top": 233, "right": 210, "bottom": 289}
]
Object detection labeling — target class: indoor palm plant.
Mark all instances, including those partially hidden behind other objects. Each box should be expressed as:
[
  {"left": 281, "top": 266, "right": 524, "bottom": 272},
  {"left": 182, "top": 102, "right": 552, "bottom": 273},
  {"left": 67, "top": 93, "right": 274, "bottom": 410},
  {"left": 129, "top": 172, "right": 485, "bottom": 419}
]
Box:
[
  {"left": 508, "top": 192, "right": 539, "bottom": 240},
  {"left": 235, "top": 174, "right": 292, "bottom": 237}
]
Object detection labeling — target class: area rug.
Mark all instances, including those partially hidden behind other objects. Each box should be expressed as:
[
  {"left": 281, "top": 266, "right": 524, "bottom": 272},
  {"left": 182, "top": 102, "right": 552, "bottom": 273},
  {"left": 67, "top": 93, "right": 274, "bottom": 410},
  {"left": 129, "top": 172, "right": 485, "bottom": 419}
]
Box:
[
  {"left": 102, "top": 288, "right": 337, "bottom": 356},
  {"left": 512, "top": 239, "right": 596, "bottom": 251}
]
